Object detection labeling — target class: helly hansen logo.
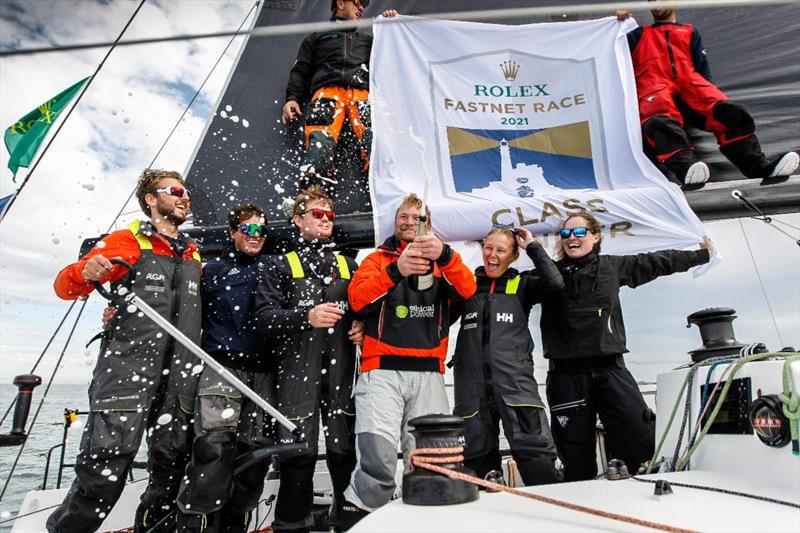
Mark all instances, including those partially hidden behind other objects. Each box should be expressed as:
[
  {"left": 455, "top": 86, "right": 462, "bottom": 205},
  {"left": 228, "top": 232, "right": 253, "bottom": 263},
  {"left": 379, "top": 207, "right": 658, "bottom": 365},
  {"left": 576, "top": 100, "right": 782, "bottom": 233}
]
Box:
[
  {"left": 146, "top": 273, "right": 165, "bottom": 281},
  {"left": 187, "top": 280, "right": 198, "bottom": 296},
  {"left": 496, "top": 312, "right": 514, "bottom": 323},
  {"left": 333, "top": 300, "right": 349, "bottom": 312}
]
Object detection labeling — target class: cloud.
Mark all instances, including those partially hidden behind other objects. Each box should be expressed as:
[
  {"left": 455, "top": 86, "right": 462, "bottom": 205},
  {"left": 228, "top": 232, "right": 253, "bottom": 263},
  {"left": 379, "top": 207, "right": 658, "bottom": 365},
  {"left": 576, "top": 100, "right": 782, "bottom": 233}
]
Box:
[{"left": 1, "top": 0, "right": 254, "bottom": 381}]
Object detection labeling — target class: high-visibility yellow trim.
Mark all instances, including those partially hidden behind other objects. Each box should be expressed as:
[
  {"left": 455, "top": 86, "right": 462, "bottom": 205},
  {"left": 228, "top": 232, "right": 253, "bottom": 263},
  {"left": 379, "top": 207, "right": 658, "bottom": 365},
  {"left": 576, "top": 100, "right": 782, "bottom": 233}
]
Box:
[
  {"left": 128, "top": 220, "right": 153, "bottom": 251},
  {"left": 505, "top": 275, "right": 521, "bottom": 295},
  {"left": 192, "top": 250, "right": 201, "bottom": 262},
  {"left": 286, "top": 251, "right": 304, "bottom": 278},
  {"left": 336, "top": 253, "right": 351, "bottom": 280},
  {"left": 462, "top": 410, "right": 479, "bottom": 420}
]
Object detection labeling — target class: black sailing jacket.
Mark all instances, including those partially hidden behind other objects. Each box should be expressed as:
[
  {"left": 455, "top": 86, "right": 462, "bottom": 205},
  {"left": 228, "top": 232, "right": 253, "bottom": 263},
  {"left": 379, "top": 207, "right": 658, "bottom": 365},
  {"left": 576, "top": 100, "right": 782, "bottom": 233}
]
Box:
[
  {"left": 285, "top": 18, "right": 373, "bottom": 104},
  {"left": 452, "top": 243, "right": 563, "bottom": 414},
  {"left": 540, "top": 249, "right": 710, "bottom": 361},
  {"left": 252, "top": 240, "right": 358, "bottom": 453}
]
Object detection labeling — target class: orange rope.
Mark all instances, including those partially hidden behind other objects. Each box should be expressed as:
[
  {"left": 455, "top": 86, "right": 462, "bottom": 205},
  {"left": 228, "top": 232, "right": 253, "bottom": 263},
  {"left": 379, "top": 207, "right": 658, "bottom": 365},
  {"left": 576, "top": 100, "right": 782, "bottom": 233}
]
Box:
[{"left": 409, "top": 447, "right": 699, "bottom": 533}]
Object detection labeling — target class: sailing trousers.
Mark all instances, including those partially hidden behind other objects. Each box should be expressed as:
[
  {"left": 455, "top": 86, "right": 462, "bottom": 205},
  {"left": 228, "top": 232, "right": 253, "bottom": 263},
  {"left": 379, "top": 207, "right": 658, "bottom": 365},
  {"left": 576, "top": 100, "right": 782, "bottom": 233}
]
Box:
[
  {"left": 302, "top": 86, "right": 371, "bottom": 181},
  {"left": 344, "top": 370, "right": 450, "bottom": 512},
  {"left": 176, "top": 366, "right": 275, "bottom": 533},
  {"left": 462, "top": 389, "right": 561, "bottom": 486},
  {"left": 46, "top": 379, "right": 194, "bottom": 533},
  {"left": 272, "top": 396, "right": 356, "bottom": 532},
  {"left": 546, "top": 364, "right": 655, "bottom": 482}
]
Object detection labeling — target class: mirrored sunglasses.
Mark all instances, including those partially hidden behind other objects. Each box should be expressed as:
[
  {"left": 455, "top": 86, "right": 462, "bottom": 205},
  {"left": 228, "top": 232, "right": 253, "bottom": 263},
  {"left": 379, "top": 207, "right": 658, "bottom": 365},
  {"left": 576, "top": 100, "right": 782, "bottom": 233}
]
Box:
[
  {"left": 305, "top": 208, "right": 335, "bottom": 220},
  {"left": 560, "top": 227, "right": 590, "bottom": 239},
  {"left": 153, "top": 185, "right": 190, "bottom": 199},
  {"left": 239, "top": 223, "right": 266, "bottom": 237}
]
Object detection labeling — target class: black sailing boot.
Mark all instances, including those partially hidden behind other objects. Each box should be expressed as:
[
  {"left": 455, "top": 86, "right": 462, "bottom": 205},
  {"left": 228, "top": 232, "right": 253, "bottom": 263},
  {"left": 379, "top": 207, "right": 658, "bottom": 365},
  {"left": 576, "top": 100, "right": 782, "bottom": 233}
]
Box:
[
  {"left": 720, "top": 135, "right": 799, "bottom": 183},
  {"left": 340, "top": 501, "right": 369, "bottom": 532}
]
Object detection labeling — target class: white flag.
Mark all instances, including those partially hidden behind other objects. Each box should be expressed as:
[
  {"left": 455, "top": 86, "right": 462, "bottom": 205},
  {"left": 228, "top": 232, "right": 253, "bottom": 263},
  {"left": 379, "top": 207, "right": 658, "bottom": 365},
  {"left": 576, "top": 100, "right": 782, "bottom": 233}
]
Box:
[{"left": 369, "top": 16, "right": 710, "bottom": 264}]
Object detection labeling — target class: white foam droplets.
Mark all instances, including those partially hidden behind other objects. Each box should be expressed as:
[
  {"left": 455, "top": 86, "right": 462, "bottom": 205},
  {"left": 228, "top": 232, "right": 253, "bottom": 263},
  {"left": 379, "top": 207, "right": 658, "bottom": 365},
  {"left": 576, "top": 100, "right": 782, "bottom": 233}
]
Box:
[
  {"left": 156, "top": 332, "right": 163, "bottom": 338},
  {"left": 117, "top": 287, "right": 129, "bottom": 296},
  {"left": 225, "top": 105, "right": 233, "bottom": 112},
  {"left": 108, "top": 475, "right": 118, "bottom": 482},
  {"left": 241, "top": 142, "right": 247, "bottom": 148},
  {"left": 231, "top": 116, "right": 240, "bottom": 123},
  {"left": 231, "top": 180, "right": 239, "bottom": 187},
  {"left": 157, "top": 413, "right": 173, "bottom": 425},
  {"left": 323, "top": 276, "right": 332, "bottom": 285},
  {"left": 330, "top": 359, "right": 337, "bottom": 365},
  {"left": 101, "top": 468, "right": 112, "bottom": 476},
  {"left": 242, "top": 119, "right": 249, "bottom": 128},
  {"left": 274, "top": 184, "right": 285, "bottom": 193},
  {"left": 327, "top": 328, "right": 335, "bottom": 334},
  {"left": 126, "top": 304, "right": 137, "bottom": 313},
  {"left": 99, "top": 512, "right": 107, "bottom": 518},
  {"left": 96, "top": 240, "right": 106, "bottom": 249},
  {"left": 162, "top": 369, "right": 170, "bottom": 375},
  {"left": 0, "top": 511, "right": 10, "bottom": 519},
  {"left": 221, "top": 408, "right": 235, "bottom": 419},
  {"left": 192, "top": 365, "right": 203, "bottom": 375},
  {"left": 220, "top": 110, "right": 228, "bottom": 118}
]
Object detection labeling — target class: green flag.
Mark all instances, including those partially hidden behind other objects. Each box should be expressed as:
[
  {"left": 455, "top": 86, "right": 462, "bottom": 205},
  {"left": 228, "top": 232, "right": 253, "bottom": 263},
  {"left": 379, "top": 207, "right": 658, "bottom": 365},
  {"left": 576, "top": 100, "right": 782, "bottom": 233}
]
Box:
[{"left": 4, "top": 76, "right": 90, "bottom": 180}]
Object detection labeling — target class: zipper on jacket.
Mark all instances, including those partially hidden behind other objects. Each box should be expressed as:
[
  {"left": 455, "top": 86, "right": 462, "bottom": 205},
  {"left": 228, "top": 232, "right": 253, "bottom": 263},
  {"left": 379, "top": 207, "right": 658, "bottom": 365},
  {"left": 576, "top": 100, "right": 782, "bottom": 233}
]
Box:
[
  {"left": 664, "top": 31, "right": 677, "bottom": 78},
  {"left": 377, "top": 301, "right": 385, "bottom": 340}
]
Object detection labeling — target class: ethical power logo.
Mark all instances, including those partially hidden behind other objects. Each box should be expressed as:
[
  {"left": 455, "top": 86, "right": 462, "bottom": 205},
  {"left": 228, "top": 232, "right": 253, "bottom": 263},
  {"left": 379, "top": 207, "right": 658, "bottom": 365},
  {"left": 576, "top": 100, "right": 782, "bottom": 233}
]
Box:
[{"left": 395, "top": 305, "right": 435, "bottom": 319}]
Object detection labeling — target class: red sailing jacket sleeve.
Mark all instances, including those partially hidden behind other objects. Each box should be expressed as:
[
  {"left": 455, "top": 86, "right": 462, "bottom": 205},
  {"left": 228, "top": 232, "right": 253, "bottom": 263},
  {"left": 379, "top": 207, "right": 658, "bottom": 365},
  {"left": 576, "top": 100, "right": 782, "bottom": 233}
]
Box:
[
  {"left": 436, "top": 248, "right": 477, "bottom": 301},
  {"left": 53, "top": 230, "right": 142, "bottom": 300},
  {"left": 347, "top": 250, "right": 400, "bottom": 314}
]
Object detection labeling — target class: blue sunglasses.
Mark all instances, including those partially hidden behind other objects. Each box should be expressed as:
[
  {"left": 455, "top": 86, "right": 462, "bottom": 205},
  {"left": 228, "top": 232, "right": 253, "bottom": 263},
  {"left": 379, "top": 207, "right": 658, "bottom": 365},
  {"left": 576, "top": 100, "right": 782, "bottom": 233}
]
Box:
[{"left": 560, "top": 227, "right": 590, "bottom": 239}]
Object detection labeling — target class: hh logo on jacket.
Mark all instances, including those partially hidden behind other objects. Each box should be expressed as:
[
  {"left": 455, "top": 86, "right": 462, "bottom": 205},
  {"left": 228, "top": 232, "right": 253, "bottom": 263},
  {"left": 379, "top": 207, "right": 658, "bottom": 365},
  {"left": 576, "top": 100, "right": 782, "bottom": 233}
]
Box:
[{"left": 496, "top": 312, "right": 514, "bottom": 323}]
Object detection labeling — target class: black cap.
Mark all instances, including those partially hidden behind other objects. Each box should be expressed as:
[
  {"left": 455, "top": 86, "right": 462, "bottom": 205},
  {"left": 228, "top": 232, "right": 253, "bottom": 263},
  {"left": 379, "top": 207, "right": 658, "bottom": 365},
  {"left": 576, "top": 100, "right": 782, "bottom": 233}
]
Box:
[{"left": 331, "top": 0, "right": 369, "bottom": 12}]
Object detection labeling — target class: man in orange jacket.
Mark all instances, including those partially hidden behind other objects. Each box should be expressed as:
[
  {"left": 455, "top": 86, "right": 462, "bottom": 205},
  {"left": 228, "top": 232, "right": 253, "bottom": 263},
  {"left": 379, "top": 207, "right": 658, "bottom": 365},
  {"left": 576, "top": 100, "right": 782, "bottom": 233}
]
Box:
[
  {"left": 49, "top": 169, "right": 202, "bottom": 533},
  {"left": 340, "top": 193, "right": 476, "bottom": 528}
]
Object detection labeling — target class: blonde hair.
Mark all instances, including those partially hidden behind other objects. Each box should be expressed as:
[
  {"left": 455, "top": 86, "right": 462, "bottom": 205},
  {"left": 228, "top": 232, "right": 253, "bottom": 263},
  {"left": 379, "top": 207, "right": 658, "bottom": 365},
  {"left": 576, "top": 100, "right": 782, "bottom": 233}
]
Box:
[
  {"left": 292, "top": 184, "right": 333, "bottom": 218},
  {"left": 395, "top": 193, "right": 431, "bottom": 223}
]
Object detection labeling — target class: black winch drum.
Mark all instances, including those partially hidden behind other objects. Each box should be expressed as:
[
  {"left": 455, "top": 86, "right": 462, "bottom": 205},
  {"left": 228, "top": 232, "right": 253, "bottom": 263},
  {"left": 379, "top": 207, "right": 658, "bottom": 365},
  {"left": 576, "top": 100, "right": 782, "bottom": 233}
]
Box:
[{"left": 402, "top": 414, "right": 479, "bottom": 506}]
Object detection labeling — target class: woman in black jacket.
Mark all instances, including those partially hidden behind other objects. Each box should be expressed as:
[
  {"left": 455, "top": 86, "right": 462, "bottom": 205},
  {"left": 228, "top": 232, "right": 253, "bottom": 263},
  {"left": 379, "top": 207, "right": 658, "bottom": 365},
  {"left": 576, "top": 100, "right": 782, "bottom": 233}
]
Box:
[
  {"left": 541, "top": 212, "right": 713, "bottom": 481},
  {"left": 452, "top": 225, "right": 564, "bottom": 486}
]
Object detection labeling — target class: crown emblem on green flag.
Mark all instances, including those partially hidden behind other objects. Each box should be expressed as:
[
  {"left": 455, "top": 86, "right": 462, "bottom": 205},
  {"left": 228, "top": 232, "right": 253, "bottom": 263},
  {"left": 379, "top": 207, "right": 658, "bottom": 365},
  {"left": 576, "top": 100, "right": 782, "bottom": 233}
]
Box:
[{"left": 4, "top": 76, "right": 89, "bottom": 180}]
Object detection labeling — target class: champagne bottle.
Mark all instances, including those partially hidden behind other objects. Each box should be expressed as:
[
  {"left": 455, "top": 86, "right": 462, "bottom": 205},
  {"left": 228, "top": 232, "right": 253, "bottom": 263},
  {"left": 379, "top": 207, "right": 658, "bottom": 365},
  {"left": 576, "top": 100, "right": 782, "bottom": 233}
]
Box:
[{"left": 409, "top": 210, "right": 434, "bottom": 291}]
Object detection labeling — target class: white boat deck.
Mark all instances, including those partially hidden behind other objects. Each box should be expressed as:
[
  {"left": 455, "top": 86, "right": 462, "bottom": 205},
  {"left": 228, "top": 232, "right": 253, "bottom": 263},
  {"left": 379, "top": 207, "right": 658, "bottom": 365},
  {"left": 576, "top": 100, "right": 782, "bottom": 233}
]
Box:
[{"left": 353, "top": 470, "right": 800, "bottom": 533}]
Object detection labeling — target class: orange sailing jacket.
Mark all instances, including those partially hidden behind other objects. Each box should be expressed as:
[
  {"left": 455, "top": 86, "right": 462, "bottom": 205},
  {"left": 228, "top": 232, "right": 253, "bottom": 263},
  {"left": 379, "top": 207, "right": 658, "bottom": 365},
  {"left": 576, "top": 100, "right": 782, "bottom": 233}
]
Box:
[
  {"left": 348, "top": 236, "right": 476, "bottom": 374},
  {"left": 54, "top": 221, "right": 200, "bottom": 300}
]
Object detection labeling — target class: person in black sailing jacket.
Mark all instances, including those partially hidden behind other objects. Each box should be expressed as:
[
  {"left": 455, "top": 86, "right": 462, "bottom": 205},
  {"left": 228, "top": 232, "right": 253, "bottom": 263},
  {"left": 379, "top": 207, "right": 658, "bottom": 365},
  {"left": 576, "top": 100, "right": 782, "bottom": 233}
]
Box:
[
  {"left": 541, "top": 212, "right": 713, "bottom": 481},
  {"left": 253, "top": 185, "right": 363, "bottom": 533},
  {"left": 49, "top": 169, "right": 201, "bottom": 533},
  {"left": 452, "top": 225, "right": 564, "bottom": 486},
  {"left": 282, "top": 1, "right": 397, "bottom": 186},
  {"left": 175, "top": 203, "right": 274, "bottom": 533}
]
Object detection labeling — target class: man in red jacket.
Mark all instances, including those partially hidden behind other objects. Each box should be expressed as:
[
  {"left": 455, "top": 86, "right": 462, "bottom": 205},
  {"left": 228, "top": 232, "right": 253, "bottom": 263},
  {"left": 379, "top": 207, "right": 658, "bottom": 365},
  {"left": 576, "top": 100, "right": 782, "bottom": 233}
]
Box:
[
  {"left": 49, "top": 169, "right": 202, "bottom": 533},
  {"left": 340, "top": 193, "right": 476, "bottom": 528},
  {"left": 619, "top": 3, "right": 798, "bottom": 187}
]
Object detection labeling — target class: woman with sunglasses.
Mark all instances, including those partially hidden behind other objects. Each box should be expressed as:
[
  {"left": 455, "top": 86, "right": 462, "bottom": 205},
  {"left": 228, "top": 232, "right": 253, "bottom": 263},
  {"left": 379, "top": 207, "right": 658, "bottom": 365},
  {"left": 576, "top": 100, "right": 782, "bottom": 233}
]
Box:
[
  {"left": 541, "top": 212, "right": 713, "bottom": 482},
  {"left": 452, "top": 225, "right": 563, "bottom": 486}
]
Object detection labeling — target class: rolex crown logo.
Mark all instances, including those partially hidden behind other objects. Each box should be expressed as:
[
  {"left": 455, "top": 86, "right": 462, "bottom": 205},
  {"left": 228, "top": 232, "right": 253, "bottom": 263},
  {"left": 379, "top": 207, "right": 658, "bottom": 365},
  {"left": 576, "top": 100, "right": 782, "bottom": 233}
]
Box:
[{"left": 500, "top": 60, "right": 520, "bottom": 81}]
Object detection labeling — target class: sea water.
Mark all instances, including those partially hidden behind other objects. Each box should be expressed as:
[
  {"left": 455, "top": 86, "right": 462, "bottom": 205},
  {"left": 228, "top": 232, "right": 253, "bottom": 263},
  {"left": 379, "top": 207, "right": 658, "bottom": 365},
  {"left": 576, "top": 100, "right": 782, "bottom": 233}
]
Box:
[{"left": 0, "top": 382, "right": 147, "bottom": 530}]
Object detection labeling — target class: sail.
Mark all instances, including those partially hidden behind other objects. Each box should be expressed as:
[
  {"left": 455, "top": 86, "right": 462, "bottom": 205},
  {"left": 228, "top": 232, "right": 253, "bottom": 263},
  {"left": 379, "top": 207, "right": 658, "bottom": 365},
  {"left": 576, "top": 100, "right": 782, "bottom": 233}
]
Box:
[{"left": 184, "top": 0, "right": 799, "bottom": 232}]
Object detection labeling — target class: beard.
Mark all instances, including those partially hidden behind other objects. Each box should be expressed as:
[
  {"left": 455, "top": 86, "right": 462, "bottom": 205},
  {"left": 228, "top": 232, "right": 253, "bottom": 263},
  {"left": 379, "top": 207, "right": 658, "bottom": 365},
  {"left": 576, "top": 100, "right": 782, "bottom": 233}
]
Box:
[{"left": 155, "top": 198, "right": 187, "bottom": 226}]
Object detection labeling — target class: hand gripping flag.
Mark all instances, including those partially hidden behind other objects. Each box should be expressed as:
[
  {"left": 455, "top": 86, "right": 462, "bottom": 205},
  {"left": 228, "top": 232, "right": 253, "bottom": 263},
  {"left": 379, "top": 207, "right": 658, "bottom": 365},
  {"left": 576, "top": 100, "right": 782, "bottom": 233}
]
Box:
[{"left": 4, "top": 77, "right": 89, "bottom": 180}]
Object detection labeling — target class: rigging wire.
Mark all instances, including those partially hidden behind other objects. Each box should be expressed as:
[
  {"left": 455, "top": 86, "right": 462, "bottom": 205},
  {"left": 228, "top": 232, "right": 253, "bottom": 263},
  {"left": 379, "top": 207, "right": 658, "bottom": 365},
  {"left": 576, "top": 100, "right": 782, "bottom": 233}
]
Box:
[
  {"left": 0, "top": 298, "right": 90, "bottom": 503},
  {"left": 0, "top": 0, "right": 147, "bottom": 224},
  {"left": 0, "top": 0, "right": 795, "bottom": 57},
  {"left": 0, "top": 300, "right": 78, "bottom": 427},
  {"left": 731, "top": 190, "right": 800, "bottom": 245},
  {"left": 737, "top": 219, "right": 786, "bottom": 347},
  {"left": 104, "top": 0, "right": 260, "bottom": 234}
]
